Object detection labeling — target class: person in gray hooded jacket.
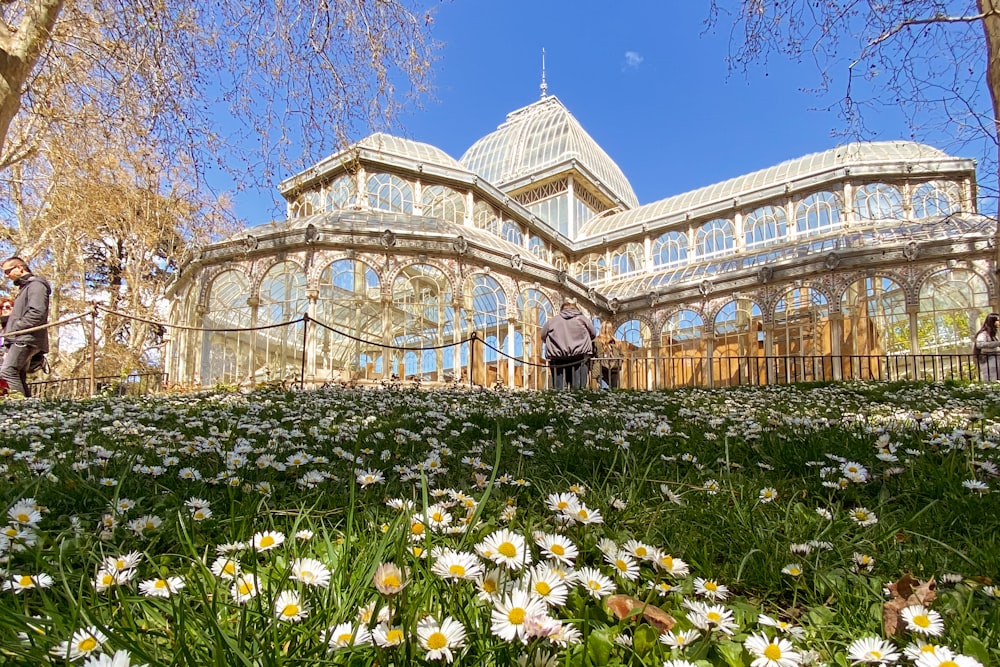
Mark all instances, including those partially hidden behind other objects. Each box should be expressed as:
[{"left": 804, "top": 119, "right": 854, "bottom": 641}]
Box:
[
  {"left": 540, "top": 298, "right": 596, "bottom": 389},
  {"left": 1, "top": 257, "right": 51, "bottom": 397}
]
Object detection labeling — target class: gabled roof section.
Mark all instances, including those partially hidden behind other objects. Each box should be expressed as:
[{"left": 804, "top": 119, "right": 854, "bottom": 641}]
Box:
[
  {"left": 357, "top": 133, "right": 467, "bottom": 171},
  {"left": 578, "top": 141, "right": 961, "bottom": 239},
  {"left": 461, "top": 96, "right": 639, "bottom": 209}
]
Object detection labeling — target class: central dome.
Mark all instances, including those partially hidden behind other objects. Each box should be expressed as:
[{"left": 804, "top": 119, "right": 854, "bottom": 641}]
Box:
[{"left": 460, "top": 96, "right": 639, "bottom": 209}]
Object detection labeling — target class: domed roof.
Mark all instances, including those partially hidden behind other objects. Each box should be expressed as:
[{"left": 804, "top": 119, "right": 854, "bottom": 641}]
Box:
[
  {"left": 461, "top": 96, "right": 639, "bottom": 209},
  {"left": 358, "top": 133, "right": 467, "bottom": 171}
]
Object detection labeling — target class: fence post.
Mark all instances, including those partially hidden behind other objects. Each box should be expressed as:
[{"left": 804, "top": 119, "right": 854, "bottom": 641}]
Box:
[
  {"left": 300, "top": 314, "right": 309, "bottom": 390},
  {"left": 89, "top": 305, "right": 98, "bottom": 397},
  {"left": 469, "top": 331, "right": 477, "bottom": 388}
]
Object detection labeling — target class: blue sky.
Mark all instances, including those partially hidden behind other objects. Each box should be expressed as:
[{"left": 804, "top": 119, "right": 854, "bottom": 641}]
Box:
[{"left": 228, "top": 1, "right": 979, "bottom": 226}]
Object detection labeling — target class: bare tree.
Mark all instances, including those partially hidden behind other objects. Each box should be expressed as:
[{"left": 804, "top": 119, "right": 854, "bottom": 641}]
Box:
[
  {"left": 0, "top": 0, "right": 436, "bottom": 188},
  {"left": 708, "top": 1, "right": 999, "bottom": 207}
]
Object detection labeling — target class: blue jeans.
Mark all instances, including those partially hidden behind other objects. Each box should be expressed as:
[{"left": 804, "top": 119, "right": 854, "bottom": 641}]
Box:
[{"left": 0, "top": 342, "right": 37, "bottom": 397}]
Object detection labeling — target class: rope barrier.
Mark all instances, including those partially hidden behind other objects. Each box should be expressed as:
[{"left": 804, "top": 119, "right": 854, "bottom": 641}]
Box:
[
  {"left": 95, "top": 304, "right": 305, "bottom": 333},
  {"left": 309, "top": 317, "right": 474, "bottom": 353},
  {"left": 2, "top": 310, "right": 90, "bottom": 337}
]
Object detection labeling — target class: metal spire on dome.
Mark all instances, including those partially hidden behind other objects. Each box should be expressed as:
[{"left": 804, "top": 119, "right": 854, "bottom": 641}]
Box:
[{"left": 540, "top": 48, "right": 548, "bottom": 98}]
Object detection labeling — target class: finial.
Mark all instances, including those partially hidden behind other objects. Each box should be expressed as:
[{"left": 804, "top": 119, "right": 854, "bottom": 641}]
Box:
[{"left": 540, "top": 48, "right": 548, "bottom": 99}]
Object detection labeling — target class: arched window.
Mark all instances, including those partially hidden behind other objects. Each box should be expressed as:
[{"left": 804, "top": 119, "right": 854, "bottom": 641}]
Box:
[
  {"left": 841, "top": 276, "right": 909, "bottom": 357},
  {"left": 696, "top": 219, "right": 734, "bottom": 258},
  {"left": 367, "top": 173, "right": 414, "bottom": 213},
  {"left": 610, "top": 242, "right": 643, "bottom": 276},
  {"left": 325, "top": 174, "right": 357, "bottom": 211},
  {"left": 795, "top": 191, "right": 842, "bottom": 236},
  {"left": 615, "top": 319, "right": 650, "bottom": 348},
  {"left": 473, "top": 201, "right": 499, "bottom": 236},
  {"left": 713, "top": 299, "right": 764, "bottom": 387},
  {"left": 662, "top": 309, "right": 704, "bottom": 387},
  {"left": 528, "top": 236, "right": 548, "bottom": 261},
  {"left": 465, "top": 274, "right": 506, "bottom": 373},
  {"left": 203, "top": 270, "right": 253, "bottom": 385},
  {"left": 290, "top": 192, "right": 319, "bottom": 218},
  {"left": 773, "top": 287, "right": 830, "bottom": 357},
  {"left": 518, "top": 288, "right": 554, "bottom": 389},
  {"left": 575, "top": 254, "right": 607, "bottom": 283},
  {"left": 744, "top": 205, "right": 787, "bottom": 248},
  {"left": 652, "top": 231, "right": 688, "bottom": 267},
  {"left": 316, "top": 259, "right": 382, "bottom": 381},
  {"left": 854, "top": 183, "right": 903, "bottom": 221},
  {"left": 502, "top": 220, "right": 523, "bottom": 246},
  {"left": 422, "top": 184, "right": 466, "bottom": 225},
  {"left": 917, "top": 268, "right": 990, "bottom": 354},
  {"left": 912, "top": 181, "right": 960, "bottom": 219},
  {"left": 392, "top": 264, "right": 453, "bottom": 381},
  {"left": 258, "top": 262, "right": 308, "bottom": 381}
]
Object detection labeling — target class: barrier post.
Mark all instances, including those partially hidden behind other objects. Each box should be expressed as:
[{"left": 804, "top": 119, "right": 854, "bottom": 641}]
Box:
[
  {"left": 469, "top": 331, "right": 477, "bottom": 387},
  {"left": 89, "top": 305, "right": 98, "bottom": 396},
  {"left": 300, "top": 314, "right": 309, "bottom": 390}
]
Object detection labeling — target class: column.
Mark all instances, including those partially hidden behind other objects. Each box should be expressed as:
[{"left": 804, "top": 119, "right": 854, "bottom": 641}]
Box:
[{"left": 305, "top": 288, "right": 319, "bottom": 385}]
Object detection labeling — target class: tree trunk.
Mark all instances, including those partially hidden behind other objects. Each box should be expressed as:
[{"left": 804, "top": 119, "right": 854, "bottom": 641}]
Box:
[{"left": 980, "top": 0, "right": 1000, "bottom": 308}]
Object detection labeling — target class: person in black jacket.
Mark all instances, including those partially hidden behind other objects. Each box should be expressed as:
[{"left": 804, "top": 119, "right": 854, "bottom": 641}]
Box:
[
  {"left": 1, "top": 257, "right": 51, "bottom": 397},
  {"left": 540, "top": 298, "right": 596, "bottom": 389}
]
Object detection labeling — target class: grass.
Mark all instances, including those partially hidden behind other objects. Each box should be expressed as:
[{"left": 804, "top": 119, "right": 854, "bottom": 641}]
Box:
[{"left": 0, "top": 380, "right": 997, "bottom": 666}]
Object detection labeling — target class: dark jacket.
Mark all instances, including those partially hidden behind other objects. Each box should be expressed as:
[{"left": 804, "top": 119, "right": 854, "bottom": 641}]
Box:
[
  {"left": 4, "top": 274, "right": 51, "bottom": 353},
  {"left": 541, "top": 307, "right": 596, "bottom": 359}
]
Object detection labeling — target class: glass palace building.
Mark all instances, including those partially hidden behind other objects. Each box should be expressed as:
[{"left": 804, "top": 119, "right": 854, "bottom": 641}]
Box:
[{"left": 164, "top": 93, "right": 996, "bottom": 389}]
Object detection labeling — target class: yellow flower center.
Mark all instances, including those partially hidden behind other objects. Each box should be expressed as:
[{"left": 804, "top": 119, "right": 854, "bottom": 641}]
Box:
[
  {"left": 281, "top": 603, "right": 299, "bottom": 617},
  {"left": 78, "top": 637, "right": 97, "bottom": 652},
  {"left": 386, "top": 629, "right": 404, "bottom": 643},
  {"left": 705, "top": 581, "right": 717, "bottom": 591},
  {"left": 550, "top": 544, "right": 565, "bottom": 556},
  {"left": 337, "top": 633, "right": 352, "bottom": 644},
  {"left": 18, "top": 575, "right": 33, "bottom": 587},
  {"left": 498, "top": 542, "right": 517, "bottom": 558},
  {"left": 764, "top": 644, "right": 782, "bottom": 660},
  {"left": 382, "top": 574, "right": 401, "bottom": 587},
  {"left": 426, "top": 631, "right": 447, "bottom": 650},
  {"left": 432, "top": 512, "right": 444, "bottom": 522},
  {"left": 449, "top": 564, "right": 466, "bottom": 577},
  {"left": 222, "top": 562, "right": 236, "bottom": 575},
  {"left": 913, "top": 615, "right": 930, "bottom": 628},
  {"left": 939, "top": 662, "right": 958, "bottom": 667},
  {"left": 869, "top": 652, "right": 883, "bottom": 660},
  {"left": 578, "top": 509, "right": 589, "bottom": 519},
  {"left": 16, "top": 513, "right": 29, "bottom": 522},
  {"left": 259, "top": 535, "right": 275, "bottom": 548},
  {"left": 535, "top": 581, "right": 552, "bottom": 595},
  {"left": 411, "top": 522, "right": 425, "bottom": 535},
  {"left": 707, "top": 611, "right": 721, "bottom": 622},
  {"left": 634, "top": 547, "right": 648, "bottom": 557},
  {"left": 101, "top": 574, "right": 114, "bottom": 585},
  {"left": 615, "top": 559, "right": 628, "bottom": 572},
  {"left": 662, "top": 556, "right": 674, "bottom": 568},
  {"left": 483, "top": 579, "right": 497, "bottom": 593},
  {"left": 238, "top": 582, "right": 253, "bottom": 595},
  {"left": 115, "top": 560, "right": 126, "bottom": 569},
  {"left": 301, "top": 571, "right": 316, "bottom": 582},
  {"left": 508, "top": 608, "right": 525, "bottom": 625},
  {"left": 154, "top": 579, "right": 167, "bottom": 589}
]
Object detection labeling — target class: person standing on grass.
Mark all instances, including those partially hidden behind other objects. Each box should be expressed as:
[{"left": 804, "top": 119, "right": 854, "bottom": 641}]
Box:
[
  {"left": 540, "top": 297, "right": 596, "bottom": 390},
  {"left": 974, "top": 312, "right": 1000, "bottom": 382},
  {"left": 1, "top": 257, "right": 51, "bottom": 397}
]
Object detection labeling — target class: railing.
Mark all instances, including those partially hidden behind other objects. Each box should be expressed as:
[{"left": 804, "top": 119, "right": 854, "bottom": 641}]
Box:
[{"left": 29, "top": 372, "right": 168, "bottom": 400}]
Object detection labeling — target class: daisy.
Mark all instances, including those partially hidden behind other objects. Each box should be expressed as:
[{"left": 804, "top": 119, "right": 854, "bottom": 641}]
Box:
[
  {"left": 653, "top": 551, "right": 690, "bottom": 577},
  {"left": 744, "top": 631, "right": 803, "bottom": 667},
  {"left": 372, "top": 622, "right": 405, "bottom": 648},
  {"left": 274, "top": 590, "right": 309, "bottom": 622},
  {"left": 4, "top": 573, "right": 54, "bottom": 592},
  {"left": 577, "top": 566, "right": 616, "bottom": 599},
  {"left": 525, "top": 566, "right": 569, "bottom": 607},
  {"left": 290, "top": 557, "right": 332, "bottom": 588},
  {"left": 659, "top": 628, "right": 701, "bottom": 648},
  {"left": 903, "top": 641, "right": 944, "bottom": 662},
  {"left": 621, "top": 539, "right": 655, "bottom": 562},
  {"left": 782, "top": 563, "right": 804, "bottom": 577},
  {"left": 684, "top": 600, "right": 738, "bottom": 635},
  {"left": 82, "top": 649, "right": 149, "bottom": 667},
  {"left": 128, "top": 514, "right": 162, "bottom": 535},
  {"left": 476, "top": 568, "right": 506, "bottom": 601},
  {"left": 431, "top": 549, "right": 483, "bottom": 582},
  {"left": 139, "top": 576, "right": 185, "bottom": 598},
  {"left": 693, "top": 577, "right": 730, "bottom": 600},
  {"left": 961, "top": 479, "right": 989, "bottom": 494},
  {"left": 534, "top": 532, "right": 578, "bottom": 565},
  {"left": 251, "top": 530, "right": 285, "bottom": 552},
  {"left": 476, "top": 528, "right": 532, "bottom": 570},
  {"left": 545, "top": 492, "right": 579, "bottom": 514},
  {"left": 853, "top": 552, "right": 876, "bottom": 573},
  {"left": 605, "top": 551, "right": 641, "bottom": 581},
  {"left": 326, "top": 621, "right": 372, "bottom": 649},
  {"left": 93, "top": 568, "right": 134, "bottom": 592},
  {"left": 647, "top": 580, "right": 674, "bottom": 596},
  {"left": 914, "top": 646, "right": 983, "bottom": 667},
  {"left": 373, "top": 562, "right": 408, "bottom": 596},
  {"left": 50, "top": 626, "right": 107, "bottom": 661},
  {"left": 759, "top": 487, "right": 779, "bottom": 503},
  {"left": 230, "top": 573, "right": 261, "bottom": 603},
  {"left": 569, "top": 504, "right": 603, "bottom": 525},
  {"left": 7, "top": 504, "right": 42, "bottom": 526},
  {"left": 900, "top": 605, "right": 944, "bottom": 636},
  {"left": 104, "top": 551, "right": 142, "bottom": 573},
  {"left": 847, "top": 637, "right": 900, "bottom": 664},
  {"left": 210, "top": 556, "right": 241, "bottom": 580},
  {"left": 417, "top": 616, "right": 466, "bottom": 663},
  {"left": 758, "top": 614, "right": 805, "bottom": 637},
  {"left": 849, "top": 507, "right": 879, "bottom": 527},
  {"left": 491, "top": 589, "right": 548, "bottom": 642}
]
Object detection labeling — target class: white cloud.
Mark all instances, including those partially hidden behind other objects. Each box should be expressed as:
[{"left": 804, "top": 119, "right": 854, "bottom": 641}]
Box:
[{"left": 623, "top": 51, "right": 644, "bottom": 70}]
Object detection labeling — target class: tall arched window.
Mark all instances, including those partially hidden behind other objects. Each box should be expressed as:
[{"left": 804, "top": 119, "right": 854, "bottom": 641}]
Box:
[
  {"left": 465, "top": 274, "right": 507, "bottom": 383},
  {"left": 325, "top": 174, "right": 357, "bottom": 211},
  {"left": 367, "top": 173, "right": 414, "bottom": 213},
  {"left": 258, "top": 262, "right": 308, "bottom": 381},
  {"left": 392, "top": 264, "right": 453, "bottom": 381},
  {"left": 422, "top": 184, "right": 466, "bottom": 225},
  {"left": 473, "top": 201, "right": 499, "bottom": 236},
  {"left": 744, "top": 205, "right": 787, "bottom": 248},
  {"left": 502, "top": 221, "right": 523, "bottom": 246},
  {"left": 316, "top": 259, "right": 382, "bottom": 381},
  {"left": 611, "top": 242, "right": 643, "bottom": 276},
  {"left": 652, "top": 231, "right": 688, "bottom": 267},
  {"left": 841, "top": 276, "right": 909, "bottom": 356},
  {"left": 854, "top": 183, "right": 903, "bottom": 221},
  {"left": 917, "top": 268, "right": 990, "bottom": 354},
  {"left": 575, "top": 254, "right": 607, "bottom": 283},
  {"left": 615, "top": 319, "right": 650, "bottom": 348},
  {"left": 203, "top": 270, "right": 252, "bottom": 385},
  {"left": 795, "top": 191, "right": 842, "bottom": 236},
  {"left": 773, "top": 287, "right": 830, "bottom": 357},
  {"left": 518, "top": 289, "right": 554, "bottom": 389},
  {"left": 662, "top": 309, "right": 704, "bottom": 387},
  {"left": 696, "top": 219, "right": 734, "bottom": 258},
  {"left": 528, "top": 236, "right": 548, "bottom": 261},
  {"left": 713, "top": 299, "right": 764, "bottom": 387},
  {"left": 912, "top": 181, "right": 960, "bottom": 219}
]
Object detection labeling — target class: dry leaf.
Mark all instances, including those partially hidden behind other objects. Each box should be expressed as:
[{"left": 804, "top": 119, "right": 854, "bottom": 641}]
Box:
[
  {"left": 883, "top": 574, "right": 936, "bottom": 636},
  {"left": 606, "top": 594, "right": 676, "bottom": 634}
]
